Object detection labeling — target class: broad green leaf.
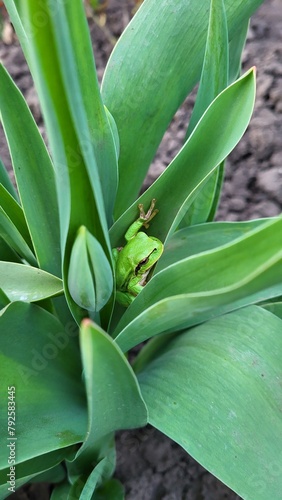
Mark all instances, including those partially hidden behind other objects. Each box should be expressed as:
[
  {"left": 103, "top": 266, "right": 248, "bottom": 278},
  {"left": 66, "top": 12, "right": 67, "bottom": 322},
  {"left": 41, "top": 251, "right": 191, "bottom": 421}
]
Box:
[
  {"left": 0, "top": 206, "right": 37, "bottom": 266},
  {"left": 0, "top": 262, "right": 63, "bottom": 302},
  {"left": 110, "top": 68, "right": 256, "bottom": 246},
  {"left": 157, "top": 218, "right": 274, "bottom": 271},
  {"left": 77, "top": 320, "right": 147, "bottom": 461},
  {"left": 102, "top": 0, "right": 264, "bottom": 216},
  {"left": 0, "top": 157, "right": 18, "bottom": 200},
  {"left": 137, "top": 306, "right": 282, "bottom": 500},
  {"left": 0, "top": 183, "right": 33, "bottom": 249},
  {"left": 0, "top": 64, "right": 61, "bottom": 277},
  {"left": 114, "top": 217, "right": 282, "bottom": 351},
  {"left": 0, "top": 302, "right": 87, "bottom": 472}
]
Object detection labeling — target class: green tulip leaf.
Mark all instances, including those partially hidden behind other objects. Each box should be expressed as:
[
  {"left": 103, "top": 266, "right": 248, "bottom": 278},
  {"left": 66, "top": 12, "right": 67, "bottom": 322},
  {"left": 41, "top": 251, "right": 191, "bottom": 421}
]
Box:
[
  {"left": 77, "top": 320, "right": 147, "bottom": 461},
  {"left": 157, "top": 218, "right": 274, "bottom": 271},
  {"left": 110, "top": 68, "right": 256, "bottom": 246},
  {"left": 0, "top": 63, "right": 61, "bottom": 277},
  {"left": 0, "top": 302, "right": 87, "bottom": 474},
  {"left": 102, "top": 0, "right": 264, "bottom": 216},
  {"left": 137, "top": 306, "right": 282, "bottom": 500},
  {"left": 0, "top": 262, "right": 63, "bottom": 302}
]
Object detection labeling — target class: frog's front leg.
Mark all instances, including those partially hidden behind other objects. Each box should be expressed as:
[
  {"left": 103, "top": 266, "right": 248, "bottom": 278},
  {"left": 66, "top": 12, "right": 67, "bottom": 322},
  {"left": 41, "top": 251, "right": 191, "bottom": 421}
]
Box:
[
  {"left": 125, "top": 199, "right": 159, "bottom": 241},
  {"left": 127, "top": 276, "right": 144, "bottom": 298},
  {"left": 115, "top": 290, "right": 136, "bottom": 308}
]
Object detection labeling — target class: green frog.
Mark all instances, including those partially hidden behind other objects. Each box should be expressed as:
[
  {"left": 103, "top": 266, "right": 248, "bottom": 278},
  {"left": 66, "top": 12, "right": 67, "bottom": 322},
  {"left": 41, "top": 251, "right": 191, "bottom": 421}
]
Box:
[{"left": 112, "top": 199, "right": 163, "bottom": 307}]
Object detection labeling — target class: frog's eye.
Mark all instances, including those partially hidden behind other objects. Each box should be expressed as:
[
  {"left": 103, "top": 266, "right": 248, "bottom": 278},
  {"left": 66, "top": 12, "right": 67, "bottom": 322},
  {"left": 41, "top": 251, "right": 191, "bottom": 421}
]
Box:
[{"left": 135, "top": 256, "right": 150, "bottom": 274}]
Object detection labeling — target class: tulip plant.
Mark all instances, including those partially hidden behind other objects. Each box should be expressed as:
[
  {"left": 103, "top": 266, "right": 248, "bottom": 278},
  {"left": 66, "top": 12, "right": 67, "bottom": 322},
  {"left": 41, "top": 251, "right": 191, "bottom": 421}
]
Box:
[{"left": 0, "top": 0, "right": 281, "bottom": 498}]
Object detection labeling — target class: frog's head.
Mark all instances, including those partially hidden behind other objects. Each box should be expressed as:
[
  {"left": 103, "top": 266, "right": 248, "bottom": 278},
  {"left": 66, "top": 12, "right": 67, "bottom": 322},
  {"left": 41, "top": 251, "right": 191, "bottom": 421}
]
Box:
[{"left": 133, "top": 232, "right": 163, "bottom": 277}]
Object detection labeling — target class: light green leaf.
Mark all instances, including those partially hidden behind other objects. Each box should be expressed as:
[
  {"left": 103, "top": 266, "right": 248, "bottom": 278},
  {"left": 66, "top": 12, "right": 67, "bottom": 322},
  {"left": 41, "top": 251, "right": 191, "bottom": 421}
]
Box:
[
  {"left": 114, "top": 217, "right": 282, "bottom": 351},
  {"left": 0, "top": 262, "right": 63, "bottom": 302},
  {"left": 102, "top": 0, "right": 264, "bottom": 216},
  {"left": 0, "top": 63, "right": 61, "bottom": 277},
  {"left": 110, "top": 68, "right": 256, "bottom": 246},
  {"left": 137, "top": 306, "right": 282, "bottom": 500},
  {"left": 78, "top": 320, "right": 147, "bottom": 459},
  {"left": 0, "top": 302, "right": 87, "bottom": 472}
]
